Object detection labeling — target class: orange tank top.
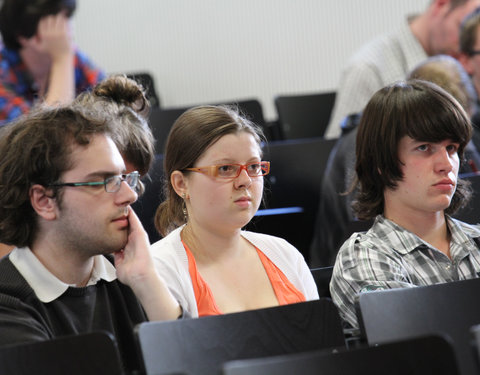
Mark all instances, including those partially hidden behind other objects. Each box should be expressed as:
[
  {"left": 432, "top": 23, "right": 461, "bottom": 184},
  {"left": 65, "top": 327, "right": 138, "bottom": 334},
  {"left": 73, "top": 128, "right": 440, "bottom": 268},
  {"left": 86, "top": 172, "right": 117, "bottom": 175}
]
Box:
[{"left": 182, "top": 241, "right": 306, "bottom": 317}]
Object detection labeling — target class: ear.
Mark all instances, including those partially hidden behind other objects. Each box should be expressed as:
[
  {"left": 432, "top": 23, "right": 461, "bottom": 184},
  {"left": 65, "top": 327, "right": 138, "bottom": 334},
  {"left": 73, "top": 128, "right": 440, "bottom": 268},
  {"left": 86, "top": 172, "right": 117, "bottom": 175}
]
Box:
[
  {"left": 17, "top": 35, "right": 33, "bottom": 49},
  {"left": 171, "top": 170, "right": 189, "bottom": 198},
  {"left": 29, "top": 184, "right": 58, "bottom": 221},
  {"left": 430, "top": 0, "right": 450, "bottom": 16},
  {"left": 18, "top": 33, "right": 42, "bottom": 52},
  {"left": 458, "top": 53, "right": 474, "bottom": 75},
  {"left": 17, "top": 36, "right": 28, "bottom": 48}
]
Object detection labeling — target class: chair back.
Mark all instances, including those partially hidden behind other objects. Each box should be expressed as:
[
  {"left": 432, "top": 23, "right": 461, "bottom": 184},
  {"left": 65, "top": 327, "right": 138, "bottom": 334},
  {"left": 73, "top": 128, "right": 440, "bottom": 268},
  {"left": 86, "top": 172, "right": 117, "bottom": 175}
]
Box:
[
  {"left": 136, "top": 299, "right": 345, "bottom": 375},
  {"left": 220, "top": 98, "right": 266, "bottom": 126},
  {"left": 132, "top": 154, "right": 165, "bottom": 243},
  {"left": 357, "top": 278, "right": 480, "bottom": 375},
  {"left": 0, "top": 332, "right": 124, "bottom": 375},
  {"left": 216, "top": 98, "right": 275, "bottom": 140},
  {"left": 310, "top": 266, "right": 333, "bottom": 298},
  {"left": 222, "top": 335, "right": 460, "bottom": 375},
  {"left": 263, "top": 138, "right": 336, "bottom": 209},
  {"left": 149, "top": 107, "right": 188, "bottom": 154},
  {"left": 127, "top": 72, "right": 161, "bottom": 108},
  {"left": 470, "top": 324, "right": 480, "bottom": 374},
  {"left": 149, "top": 99, "right": 267, "bottom": 154},
  {"left": 274, "top": 91, "right": 336, "bottom": 139},
  {"left": 247, "top": 137, "right": 336, "bottom": 258},
  {"left": 454, "top": 172, "right": 480, "bottom": 224}
]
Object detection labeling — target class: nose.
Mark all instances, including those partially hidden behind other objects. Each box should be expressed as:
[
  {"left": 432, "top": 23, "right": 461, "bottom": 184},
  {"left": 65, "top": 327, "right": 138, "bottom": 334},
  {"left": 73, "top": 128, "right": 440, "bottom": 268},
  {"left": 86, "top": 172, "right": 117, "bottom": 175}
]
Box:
[
  {"left": 434, "top": 148, "right": 456, "bottom": 174},
  {"left": 234, "top": 167, "right": 252, "bottom": 189},
  {"left": 115, "top": 180, "right": 138, "bottom": 205}
]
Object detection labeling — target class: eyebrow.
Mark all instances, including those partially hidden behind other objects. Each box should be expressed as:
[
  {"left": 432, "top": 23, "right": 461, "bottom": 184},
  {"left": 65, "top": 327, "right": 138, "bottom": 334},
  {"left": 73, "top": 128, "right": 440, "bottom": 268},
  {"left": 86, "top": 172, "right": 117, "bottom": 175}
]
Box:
[
  {"left": 209, "top": 157, "right": 262, "bottom": 165},
  {"left": 80, "top": 170, "right": 125, "bottom": 180},
  {"left": 411, "top": 139, "right": 458, "bottom": 144}
]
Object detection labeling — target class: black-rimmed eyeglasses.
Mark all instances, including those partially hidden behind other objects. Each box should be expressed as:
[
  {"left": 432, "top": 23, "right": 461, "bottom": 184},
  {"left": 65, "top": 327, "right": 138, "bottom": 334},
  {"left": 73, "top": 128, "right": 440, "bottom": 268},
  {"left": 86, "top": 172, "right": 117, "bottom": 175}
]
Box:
[{"left": 50, "top": 171, "right": 139, "bottom": 193}]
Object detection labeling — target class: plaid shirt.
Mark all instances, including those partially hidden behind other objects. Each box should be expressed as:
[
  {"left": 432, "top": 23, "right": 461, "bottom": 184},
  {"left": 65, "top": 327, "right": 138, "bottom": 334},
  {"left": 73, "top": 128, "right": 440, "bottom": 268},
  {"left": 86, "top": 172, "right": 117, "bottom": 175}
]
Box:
[
  {"left": 0, "top": 46, "right": 105, "bottom": 125},
  {"left": 325, "top": 19, "right": 427, "bottom": 139},
  {"left": 330, "top": 215, "right": 480, "bottom": 328}
]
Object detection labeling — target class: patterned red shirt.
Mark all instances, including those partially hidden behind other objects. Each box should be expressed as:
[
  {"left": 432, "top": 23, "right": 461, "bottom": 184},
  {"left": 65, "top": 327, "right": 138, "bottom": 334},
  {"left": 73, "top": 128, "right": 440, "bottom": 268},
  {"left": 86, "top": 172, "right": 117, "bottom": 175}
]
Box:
[{"left": 0, "top": 46, "right": 105, "bottom": 125}]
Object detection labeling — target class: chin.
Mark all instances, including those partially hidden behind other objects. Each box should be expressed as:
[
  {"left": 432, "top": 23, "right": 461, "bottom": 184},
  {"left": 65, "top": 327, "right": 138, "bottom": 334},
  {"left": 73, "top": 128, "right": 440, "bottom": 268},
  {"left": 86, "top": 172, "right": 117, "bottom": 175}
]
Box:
[
  {"left": 429, "top": 202, "right": 451, "bottom": 214},
  {"left": 226, "top": 218, "right": 251, "bottom": 232},
  {"left": 240, "top": 213, "right": 256, "bottom": 227},
  {"left": 105, "top": 237, "right": 128, "bottom": 254}
]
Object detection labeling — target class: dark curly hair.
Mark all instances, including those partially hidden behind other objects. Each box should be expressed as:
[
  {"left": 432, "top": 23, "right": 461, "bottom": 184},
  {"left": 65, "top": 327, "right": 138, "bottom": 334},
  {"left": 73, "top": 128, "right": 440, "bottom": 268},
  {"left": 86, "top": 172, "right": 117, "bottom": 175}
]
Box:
[{"left": 0, "top": 105, "right": 110, "bottom": 247}]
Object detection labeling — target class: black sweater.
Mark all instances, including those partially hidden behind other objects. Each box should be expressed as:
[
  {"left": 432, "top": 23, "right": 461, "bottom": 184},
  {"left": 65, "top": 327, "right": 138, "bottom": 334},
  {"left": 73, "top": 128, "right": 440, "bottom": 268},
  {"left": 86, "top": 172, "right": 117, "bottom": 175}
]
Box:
[{"left": 0, "top": 256, "right": 147, "bottom": 373}]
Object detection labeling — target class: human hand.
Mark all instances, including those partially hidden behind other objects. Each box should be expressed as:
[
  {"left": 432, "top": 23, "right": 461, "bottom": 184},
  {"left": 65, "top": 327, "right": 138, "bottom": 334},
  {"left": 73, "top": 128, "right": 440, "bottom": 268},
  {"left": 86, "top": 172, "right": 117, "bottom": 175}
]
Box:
[
  {"left": 115, "top": 207, "right": 182, "bottom": 320},
  {"left": 36, "top": 13, "right": 74, "bottom": 62},
  {"left": 114, "top": 207, "right": 154, "bottom": 287}
]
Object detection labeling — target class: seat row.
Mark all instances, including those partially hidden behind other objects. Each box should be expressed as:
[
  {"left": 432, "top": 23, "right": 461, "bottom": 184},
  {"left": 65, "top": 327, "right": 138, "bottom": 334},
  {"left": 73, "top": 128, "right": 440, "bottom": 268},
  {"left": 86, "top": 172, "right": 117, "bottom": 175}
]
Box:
[
  {"left": 145, "top": 92, "right": 336, "bottom": 154},
  {"left": 3, "top": 276, "right": 480, "bottom": 374}
]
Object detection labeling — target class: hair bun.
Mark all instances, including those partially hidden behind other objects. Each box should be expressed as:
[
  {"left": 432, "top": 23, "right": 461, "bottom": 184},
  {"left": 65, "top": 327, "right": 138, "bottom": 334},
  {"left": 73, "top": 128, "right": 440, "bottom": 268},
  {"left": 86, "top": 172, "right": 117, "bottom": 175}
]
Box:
[{"left": 93, "top": 75, "right": 149, "bottom": 117}]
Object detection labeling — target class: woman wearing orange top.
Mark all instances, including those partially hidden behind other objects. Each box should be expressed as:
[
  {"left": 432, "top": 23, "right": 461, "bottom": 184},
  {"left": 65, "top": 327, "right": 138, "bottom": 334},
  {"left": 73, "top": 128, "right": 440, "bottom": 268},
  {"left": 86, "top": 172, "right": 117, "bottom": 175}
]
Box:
[{"left": 151, "top": 105, "right": 318, "bottom": 318}]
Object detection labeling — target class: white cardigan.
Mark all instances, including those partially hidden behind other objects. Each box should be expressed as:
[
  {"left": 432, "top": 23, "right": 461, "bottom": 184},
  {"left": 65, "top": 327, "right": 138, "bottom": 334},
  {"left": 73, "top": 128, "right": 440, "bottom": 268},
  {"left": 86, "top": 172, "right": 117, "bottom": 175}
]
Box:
[{"left": 151, "top": 226, "right": 319, "bottom": 317}]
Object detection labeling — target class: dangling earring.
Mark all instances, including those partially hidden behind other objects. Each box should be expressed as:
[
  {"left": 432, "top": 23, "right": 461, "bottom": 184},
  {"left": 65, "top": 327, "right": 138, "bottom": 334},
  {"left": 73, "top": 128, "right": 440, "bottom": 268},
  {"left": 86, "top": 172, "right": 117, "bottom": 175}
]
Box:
[{"left": 182, "top": 193, "right": 188, "bottom": 222}]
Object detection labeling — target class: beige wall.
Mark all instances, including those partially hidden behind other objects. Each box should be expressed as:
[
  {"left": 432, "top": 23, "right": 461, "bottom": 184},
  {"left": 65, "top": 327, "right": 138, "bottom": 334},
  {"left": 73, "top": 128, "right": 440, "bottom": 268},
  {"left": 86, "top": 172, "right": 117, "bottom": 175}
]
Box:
[{"left": 74, "top": 0, "right": 429, "bottom": 120}]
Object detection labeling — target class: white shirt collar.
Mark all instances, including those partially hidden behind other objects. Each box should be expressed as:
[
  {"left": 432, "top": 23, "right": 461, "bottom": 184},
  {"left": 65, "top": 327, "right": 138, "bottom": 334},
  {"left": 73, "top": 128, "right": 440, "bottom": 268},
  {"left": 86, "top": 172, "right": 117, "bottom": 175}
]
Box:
[{"left": 9, "top": 247, "right": 117, "bottom": 303}]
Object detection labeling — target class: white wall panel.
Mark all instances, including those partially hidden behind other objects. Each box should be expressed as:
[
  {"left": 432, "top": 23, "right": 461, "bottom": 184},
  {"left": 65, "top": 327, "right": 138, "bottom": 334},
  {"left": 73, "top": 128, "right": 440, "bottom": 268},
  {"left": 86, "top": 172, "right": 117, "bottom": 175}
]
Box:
[{"left": 75, "top": 0, "right": 429, "bottom": 120}]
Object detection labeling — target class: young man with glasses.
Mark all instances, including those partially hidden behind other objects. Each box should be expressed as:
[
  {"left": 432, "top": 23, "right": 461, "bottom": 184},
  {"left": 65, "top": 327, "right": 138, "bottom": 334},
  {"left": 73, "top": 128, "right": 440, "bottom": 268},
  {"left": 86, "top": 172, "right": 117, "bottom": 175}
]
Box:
[{"left": 0, "top": 105, "right": 181, "bottom": 373}]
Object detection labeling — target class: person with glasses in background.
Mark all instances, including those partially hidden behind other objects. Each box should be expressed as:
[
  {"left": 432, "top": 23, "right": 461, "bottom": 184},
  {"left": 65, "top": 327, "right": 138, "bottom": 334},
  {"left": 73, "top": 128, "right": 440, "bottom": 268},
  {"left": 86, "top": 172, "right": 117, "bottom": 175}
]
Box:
[
  {"left": 0, "top": 103, "right": 182, "bottom": 374},
  {"left": 325, "top": 0, "right": 480, "bottom": 140},
  {"left": 151, "top": 105, "right": 318, "bottom": 318},
  {"left": 459, "top": 6, "right": 480, "bottom": 151}
]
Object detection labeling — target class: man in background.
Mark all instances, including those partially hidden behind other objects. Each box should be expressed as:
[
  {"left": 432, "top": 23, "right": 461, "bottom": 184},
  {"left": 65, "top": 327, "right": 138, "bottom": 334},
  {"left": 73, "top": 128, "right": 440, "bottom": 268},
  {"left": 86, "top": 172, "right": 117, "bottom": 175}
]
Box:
[
  {"left": 325, "top": 0, "right": 480, "bottom": 139},
  {"left": 459, "top": 6, "right": 480, "bottom": 150},
  {"left": 0, "top": 0, "right": 105, "bottom": 125}
]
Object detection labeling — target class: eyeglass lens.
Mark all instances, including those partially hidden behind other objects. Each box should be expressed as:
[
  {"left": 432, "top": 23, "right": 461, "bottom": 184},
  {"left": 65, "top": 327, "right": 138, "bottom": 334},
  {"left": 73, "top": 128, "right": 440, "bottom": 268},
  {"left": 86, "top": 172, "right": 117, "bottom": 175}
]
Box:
[
  {"left": 217, "top": 163, "right": 266, "bottom": 178},
  {"left": 105, "top": 173, "right": 138, "bottom": 192}
]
